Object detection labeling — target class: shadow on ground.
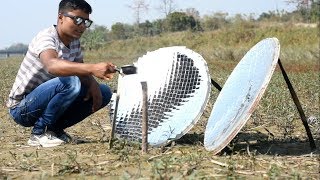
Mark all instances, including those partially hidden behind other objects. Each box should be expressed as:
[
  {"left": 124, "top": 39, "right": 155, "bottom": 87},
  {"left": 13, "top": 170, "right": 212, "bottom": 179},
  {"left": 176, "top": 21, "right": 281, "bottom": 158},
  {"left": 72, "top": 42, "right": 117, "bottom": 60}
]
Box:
[{"left": 175, "top": 132, "right": 319, "bottom": 156}]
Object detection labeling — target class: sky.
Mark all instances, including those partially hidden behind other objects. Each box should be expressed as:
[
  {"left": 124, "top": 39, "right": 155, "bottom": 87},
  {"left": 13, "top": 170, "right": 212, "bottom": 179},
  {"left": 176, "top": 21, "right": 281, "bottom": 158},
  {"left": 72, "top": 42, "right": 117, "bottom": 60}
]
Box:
[{"left": 0, "top": 0, "right": 296, "bottom": 49}]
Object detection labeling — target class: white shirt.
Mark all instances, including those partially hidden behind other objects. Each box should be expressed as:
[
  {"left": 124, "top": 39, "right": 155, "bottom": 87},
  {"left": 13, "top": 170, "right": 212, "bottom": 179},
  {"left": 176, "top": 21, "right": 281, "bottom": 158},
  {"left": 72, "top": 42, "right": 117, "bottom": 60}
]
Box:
[{"left": 7, "top": 25, "right": 83, "bottom": 108}]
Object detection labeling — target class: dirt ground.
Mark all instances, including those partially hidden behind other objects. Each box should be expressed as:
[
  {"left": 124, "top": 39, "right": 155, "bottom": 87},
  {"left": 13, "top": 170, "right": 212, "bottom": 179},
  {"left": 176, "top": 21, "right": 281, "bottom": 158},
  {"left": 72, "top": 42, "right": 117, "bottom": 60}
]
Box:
[
  {"left": 0, "top": 56, "right": 319, "bottom": 179},
  {"left": 0, "top": 105, "right": 319, "bottom": 179}
]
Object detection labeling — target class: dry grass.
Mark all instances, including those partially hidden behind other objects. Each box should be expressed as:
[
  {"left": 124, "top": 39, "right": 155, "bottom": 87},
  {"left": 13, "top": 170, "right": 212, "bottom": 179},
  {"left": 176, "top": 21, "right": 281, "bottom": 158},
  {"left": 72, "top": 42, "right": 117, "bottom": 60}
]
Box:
[{"left": 0, "top": 25, "right": 319, "bottom": 178}]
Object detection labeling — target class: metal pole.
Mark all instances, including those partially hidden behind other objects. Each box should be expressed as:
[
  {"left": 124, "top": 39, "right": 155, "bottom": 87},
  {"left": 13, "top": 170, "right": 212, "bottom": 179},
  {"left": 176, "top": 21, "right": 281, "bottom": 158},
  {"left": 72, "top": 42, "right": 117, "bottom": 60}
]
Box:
[
  {"left": 278, "top": 59, "right": 316, "bottom": 150},
  {"left": 211, "top": 78, "right": 222, "bottom": 91}
]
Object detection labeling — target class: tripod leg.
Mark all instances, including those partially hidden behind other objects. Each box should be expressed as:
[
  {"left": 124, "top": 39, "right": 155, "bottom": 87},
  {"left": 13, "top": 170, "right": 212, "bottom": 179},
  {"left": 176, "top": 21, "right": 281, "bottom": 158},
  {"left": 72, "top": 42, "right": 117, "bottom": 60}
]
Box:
[
  {"left": 211, "top": 78, "right": 222, "bottom": 91},
  {"left": 278, "top": 59, "right": 316, "bottom": 150}
]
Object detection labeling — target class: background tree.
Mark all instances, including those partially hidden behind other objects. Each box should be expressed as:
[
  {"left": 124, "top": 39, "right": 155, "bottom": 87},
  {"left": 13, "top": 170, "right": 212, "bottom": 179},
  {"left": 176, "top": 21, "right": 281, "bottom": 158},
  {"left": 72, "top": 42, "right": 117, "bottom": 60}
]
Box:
[
  {"left": 202, "top": 12, "right": 229, "bottom": 31},
  {"left": 157, "top": 0, "right": 176, "bottom": 17},
  {"left": 151, "top": 19, "right": 166, "bottom": 35},
  {"left": 111, "top": 22, "right": 127, "bottom": 40},
  {"left": 185, "top": 8, "right": 200, "bottom": 20},
  {"left": 166, "top": 12, "right": 200, "bottom": 32},
  {"left": 286, "top": 0, "right": 319, "bottom": 22},
  {"left": 81, "top": 25, "right": 107, "bottom": 51},
  {"left": 139, "top": 20, "right": 154, "bottom": 36},
  {"left": 3, "top": 43, "right": 28, "bottom": 52},
  {"left": 128, "top": 0, "right": 149, "bottom": 25}
]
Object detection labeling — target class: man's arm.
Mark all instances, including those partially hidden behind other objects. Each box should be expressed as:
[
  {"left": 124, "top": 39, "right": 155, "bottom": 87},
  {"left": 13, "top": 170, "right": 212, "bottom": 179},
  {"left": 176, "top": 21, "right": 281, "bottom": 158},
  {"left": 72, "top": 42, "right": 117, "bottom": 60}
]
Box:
[
  {"left": 40, "top": 49, "right": 115, "bottom": 112},
  {"left": 40, "top": 49, "right": 115, "bottom": 80}
]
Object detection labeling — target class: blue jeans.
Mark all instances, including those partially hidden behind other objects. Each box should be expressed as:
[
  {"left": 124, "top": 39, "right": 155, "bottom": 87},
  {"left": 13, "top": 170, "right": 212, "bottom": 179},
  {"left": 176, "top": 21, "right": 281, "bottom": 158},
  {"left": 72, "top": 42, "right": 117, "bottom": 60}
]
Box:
[{"left": 9, "top": 76, "right": 112, "bottom": 135}]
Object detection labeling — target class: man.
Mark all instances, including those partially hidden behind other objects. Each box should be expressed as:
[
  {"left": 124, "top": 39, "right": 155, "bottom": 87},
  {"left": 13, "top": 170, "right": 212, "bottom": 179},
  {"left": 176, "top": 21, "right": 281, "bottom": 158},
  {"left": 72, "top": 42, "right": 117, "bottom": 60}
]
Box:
[{"left": 6, "top": 0, "right": 116, "bottom": 147}]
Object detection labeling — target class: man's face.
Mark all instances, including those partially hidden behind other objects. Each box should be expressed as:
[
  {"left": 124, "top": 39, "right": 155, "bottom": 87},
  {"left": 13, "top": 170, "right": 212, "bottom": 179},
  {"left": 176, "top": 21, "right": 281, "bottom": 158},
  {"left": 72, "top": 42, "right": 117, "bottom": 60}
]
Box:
[{"left": 58, "top": 9, "right": 91, "bottom": 39}]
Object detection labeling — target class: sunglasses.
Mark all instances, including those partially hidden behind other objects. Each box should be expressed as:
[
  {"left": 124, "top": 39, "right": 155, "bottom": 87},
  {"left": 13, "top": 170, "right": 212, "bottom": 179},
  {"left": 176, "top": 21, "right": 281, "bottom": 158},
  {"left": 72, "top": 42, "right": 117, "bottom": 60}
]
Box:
[{"left": 63, "top": 13, "right": 93, "bottom": 28}]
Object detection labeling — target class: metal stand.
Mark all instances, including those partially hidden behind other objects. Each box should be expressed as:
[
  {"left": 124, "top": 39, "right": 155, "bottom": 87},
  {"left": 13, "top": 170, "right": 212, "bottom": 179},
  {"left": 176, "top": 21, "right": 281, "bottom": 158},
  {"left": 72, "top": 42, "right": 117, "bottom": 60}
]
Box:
[
  {"left": 211, "top": 78, "right": 222, "bottom": 91},
  {"left": 277, "top": 59, "right": 316, "bottom": 150}
]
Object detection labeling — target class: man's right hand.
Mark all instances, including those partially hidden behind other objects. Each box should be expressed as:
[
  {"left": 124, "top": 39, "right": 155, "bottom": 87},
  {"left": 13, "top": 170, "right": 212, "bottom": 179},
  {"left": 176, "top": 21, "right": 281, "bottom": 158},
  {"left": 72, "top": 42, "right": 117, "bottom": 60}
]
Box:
[{"left": 91, "top": 62, "right": 116, "bottom": 80}]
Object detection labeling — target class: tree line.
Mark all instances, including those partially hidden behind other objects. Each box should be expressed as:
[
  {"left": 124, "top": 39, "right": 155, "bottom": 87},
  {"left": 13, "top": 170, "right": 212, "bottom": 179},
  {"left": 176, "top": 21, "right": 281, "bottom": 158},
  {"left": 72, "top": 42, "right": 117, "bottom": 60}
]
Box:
[
  {"left": 4, "top": 0, "right": 319, "bottom": 51},
  {"left": 81, "top": 0, "right": 319, "bottom": 50}
]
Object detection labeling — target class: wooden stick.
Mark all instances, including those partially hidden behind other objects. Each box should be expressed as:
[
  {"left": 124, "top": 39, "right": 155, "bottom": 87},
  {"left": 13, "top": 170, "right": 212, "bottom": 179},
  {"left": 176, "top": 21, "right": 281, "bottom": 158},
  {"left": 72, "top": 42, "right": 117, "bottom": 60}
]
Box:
[
  {"left": 109, "top": 94, "right": 119, "bottom": 149},
  {"left": 278, "top": 59, "right": 316, "bottom": 150},
  {"left": 141, "top": 81, "right": 148, "bottom": 154}
]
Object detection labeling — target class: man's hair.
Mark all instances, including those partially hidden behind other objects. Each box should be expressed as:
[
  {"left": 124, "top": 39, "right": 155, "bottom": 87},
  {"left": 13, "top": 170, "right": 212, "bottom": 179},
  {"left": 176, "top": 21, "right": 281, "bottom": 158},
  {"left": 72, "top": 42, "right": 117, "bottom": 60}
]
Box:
[{"left": 59, "top": 0, "right": 92, "bottom": 14}]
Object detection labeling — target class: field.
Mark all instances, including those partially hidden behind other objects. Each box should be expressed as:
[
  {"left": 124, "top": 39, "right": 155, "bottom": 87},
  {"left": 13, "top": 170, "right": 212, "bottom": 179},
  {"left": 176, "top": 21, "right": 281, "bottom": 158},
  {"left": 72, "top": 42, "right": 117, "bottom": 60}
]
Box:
[{"left": 0, "top": 24, "right": 319, "bottom": 179}]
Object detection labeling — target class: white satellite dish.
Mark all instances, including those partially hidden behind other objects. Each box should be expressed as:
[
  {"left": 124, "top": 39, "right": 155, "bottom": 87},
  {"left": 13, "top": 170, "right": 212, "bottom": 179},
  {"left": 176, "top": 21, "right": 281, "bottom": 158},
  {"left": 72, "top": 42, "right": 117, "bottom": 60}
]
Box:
[
  {"left": 109, "top": 46, "right": 211, "bottom": 146},
  {"left": 204, "top": 38, "right": 280, "bottom": 153}
]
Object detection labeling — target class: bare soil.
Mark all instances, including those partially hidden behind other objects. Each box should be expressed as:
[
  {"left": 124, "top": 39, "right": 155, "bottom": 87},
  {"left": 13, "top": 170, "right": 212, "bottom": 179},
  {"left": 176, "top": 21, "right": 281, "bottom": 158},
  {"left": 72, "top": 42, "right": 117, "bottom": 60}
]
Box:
[{"left": 0, "top": 106, "right": 319, "bottom": 179}]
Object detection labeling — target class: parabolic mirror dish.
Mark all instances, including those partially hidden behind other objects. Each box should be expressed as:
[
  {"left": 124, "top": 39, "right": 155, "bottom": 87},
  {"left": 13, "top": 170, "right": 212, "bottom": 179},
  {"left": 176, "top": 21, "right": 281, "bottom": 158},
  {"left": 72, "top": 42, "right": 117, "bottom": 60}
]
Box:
[
  {"left": 204, "top": 38, "right": 280, "bottom": 153},
  {"left": 109, "top": 46, "right": 211, "bottom": 146}
]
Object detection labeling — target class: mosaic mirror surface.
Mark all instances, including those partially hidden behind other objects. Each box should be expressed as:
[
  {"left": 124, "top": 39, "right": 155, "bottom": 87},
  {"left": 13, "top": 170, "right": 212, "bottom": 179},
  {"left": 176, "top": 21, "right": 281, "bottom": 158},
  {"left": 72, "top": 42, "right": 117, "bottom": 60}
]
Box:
[
  {"left": 109, "top": 46, "right": 211, "bottom": 146},
  {"left": 204, "top": 38, "right": 280, "bottom": 154}
]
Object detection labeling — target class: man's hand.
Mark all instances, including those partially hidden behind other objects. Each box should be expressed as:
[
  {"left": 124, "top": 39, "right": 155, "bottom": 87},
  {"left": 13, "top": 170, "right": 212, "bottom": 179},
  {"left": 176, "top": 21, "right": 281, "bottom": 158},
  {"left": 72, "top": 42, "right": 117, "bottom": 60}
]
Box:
[
  {"left": 83, "top": 80, "right": 102, "bottom": 112},
  {"left": 91, "top": 62, "right": 116, "bottom": 80}
]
